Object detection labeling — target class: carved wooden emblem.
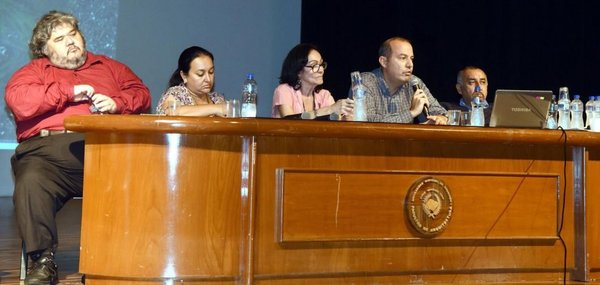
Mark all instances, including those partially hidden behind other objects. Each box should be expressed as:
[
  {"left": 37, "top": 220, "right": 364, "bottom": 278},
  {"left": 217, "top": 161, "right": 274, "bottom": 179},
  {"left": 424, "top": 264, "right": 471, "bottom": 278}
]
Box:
[{"left": 405, "top": 176, "right": 453, "bottom": 236}]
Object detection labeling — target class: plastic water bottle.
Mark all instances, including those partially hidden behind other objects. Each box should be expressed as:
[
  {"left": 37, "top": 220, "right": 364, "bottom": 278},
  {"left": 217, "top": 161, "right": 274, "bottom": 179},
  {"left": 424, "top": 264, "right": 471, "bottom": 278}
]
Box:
[
  {"left": 470, "top": 95, "right": 485, "bottom": 127},
  {"left": 350, "top": 71, "right": 367, "bottom": 121},
  {"left": 585, "top": 96, "right": 595, "bottom": 129},
  {"left": 544, "top": 94, "right": 558, "bottom": 129},
  {"left": 241, "top": 74, "right": 257, "bottom": 117},
  {"left": 592, "top": 97, "right": 600, "bottom": 131},
  {"left": 557, "top": 87, "right": 570, "bottom": 129},
  {"left": 471, "top": 85, "right": 489, "bottom": 109},
  {"left": 594, "top": 96, "right": 600, "bottom": 120},
  {"left": 570, "top": 94, "right": 584, "bottom": 130}
]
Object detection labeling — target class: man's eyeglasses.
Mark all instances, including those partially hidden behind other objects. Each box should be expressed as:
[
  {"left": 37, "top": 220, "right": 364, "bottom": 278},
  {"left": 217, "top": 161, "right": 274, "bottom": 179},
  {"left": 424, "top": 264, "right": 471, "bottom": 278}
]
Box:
[{"left": 305, "top": 62, "right": 328, "bottom": 72}]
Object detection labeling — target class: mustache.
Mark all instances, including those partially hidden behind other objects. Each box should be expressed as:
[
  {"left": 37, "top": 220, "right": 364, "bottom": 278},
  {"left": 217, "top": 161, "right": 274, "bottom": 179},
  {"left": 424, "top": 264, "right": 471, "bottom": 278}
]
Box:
[{"left": 67, "top": 45, "right": 81, "bottom": 52}]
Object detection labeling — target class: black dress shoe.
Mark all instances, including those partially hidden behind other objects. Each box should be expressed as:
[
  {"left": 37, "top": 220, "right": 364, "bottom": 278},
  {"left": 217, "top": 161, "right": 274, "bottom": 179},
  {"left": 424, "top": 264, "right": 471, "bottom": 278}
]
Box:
[{"left": 25, "top": 254, "right": 58, "bottom": 285}]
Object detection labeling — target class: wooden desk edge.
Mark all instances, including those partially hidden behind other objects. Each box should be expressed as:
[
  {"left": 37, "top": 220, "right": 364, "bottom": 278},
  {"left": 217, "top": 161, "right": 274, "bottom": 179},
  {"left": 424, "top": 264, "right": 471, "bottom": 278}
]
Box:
[{"left": 64, "top": 114, "right": 600, "bottom": 147}]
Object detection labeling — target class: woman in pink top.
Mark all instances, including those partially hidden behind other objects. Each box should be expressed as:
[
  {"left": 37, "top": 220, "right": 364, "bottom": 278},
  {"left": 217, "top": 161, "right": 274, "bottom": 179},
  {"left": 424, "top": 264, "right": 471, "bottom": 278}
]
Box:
[{"left": 272, "top": 43, "right": 353, "bottom": 119}]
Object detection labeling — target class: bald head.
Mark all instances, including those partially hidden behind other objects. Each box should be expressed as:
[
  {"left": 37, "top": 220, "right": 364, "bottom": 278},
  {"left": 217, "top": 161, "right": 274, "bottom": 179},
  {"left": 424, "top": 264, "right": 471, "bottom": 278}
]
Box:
[
  {"left": 377, "top": 37, "right": 415, "bottom": 91},
  {"left": 378, "top": 37, "right": 411, "bottom": 58}
]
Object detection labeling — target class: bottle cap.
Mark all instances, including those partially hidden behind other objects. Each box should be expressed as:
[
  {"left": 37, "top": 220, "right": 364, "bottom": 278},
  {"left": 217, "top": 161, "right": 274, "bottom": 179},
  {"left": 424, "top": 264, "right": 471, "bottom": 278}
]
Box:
[
  {"left": 246, "top": 73, "right": 254, "bottom": 80},
  {"left": 574, "top": 94, "right": 580, "bottom": 100},
  {"left": 474, "top": 85, "right": 481, "bottom": 92}
]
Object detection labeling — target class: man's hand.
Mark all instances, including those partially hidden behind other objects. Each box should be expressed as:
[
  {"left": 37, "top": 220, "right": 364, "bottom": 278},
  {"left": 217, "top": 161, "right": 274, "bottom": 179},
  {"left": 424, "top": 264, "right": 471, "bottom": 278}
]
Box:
[
  {"left": 73, "top": 84, "right": 95, "bottom": 102},
  {"left": 89, "top": 94, "right": 117, "bottom": 114},
  {"left": 409, "top": 89, "right": 430, "bottom": 118},
  {"left": 424, "top": 115, "right": 448, "bottom": 125}
]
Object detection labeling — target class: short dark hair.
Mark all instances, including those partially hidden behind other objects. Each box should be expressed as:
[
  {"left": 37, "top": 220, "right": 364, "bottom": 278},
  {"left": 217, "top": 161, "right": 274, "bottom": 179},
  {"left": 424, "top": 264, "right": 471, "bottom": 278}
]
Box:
[
  {"left": 168, "top": 46, "right": 214, "bottom": 87},
  {"left": 457, "top": 66, "right": 484, "bottom": 84},
  {"left": 279, "top": 43, "right": 323, "bottom": 92},
  {"left": 378, "top": 36, "right": 410, "bottom": 58}
]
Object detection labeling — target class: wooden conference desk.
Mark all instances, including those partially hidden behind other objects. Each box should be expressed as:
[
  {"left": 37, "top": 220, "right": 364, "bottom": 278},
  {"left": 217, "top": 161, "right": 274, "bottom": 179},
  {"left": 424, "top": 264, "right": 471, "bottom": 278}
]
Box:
[{"left": 65, "top": 115, "right": 600, "bottom": 284}]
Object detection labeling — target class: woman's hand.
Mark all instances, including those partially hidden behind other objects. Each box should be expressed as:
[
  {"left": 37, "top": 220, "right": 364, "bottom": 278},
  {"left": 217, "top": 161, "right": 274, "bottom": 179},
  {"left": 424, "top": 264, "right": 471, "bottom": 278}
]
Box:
[
  {"left": 333, "top": 98, "right": 354, "bottom": 116},
  {"left": 216, "top": 103, "right": 228, "bottom": 117}
]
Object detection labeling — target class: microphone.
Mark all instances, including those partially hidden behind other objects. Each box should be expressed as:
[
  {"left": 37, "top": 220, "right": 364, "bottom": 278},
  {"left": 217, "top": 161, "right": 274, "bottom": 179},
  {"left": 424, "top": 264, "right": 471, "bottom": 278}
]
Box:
[
  {"left": 410, "top": 77, "right": 422, "bottom": 92},
  {"left": 410, "top": 78, "right": 429, "bottom": 117}
]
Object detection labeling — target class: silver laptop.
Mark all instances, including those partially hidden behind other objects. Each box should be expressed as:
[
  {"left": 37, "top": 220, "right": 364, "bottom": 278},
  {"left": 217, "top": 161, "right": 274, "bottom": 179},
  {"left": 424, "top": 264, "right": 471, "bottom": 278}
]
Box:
[{"left": 489, "top": 89, "right": 553, "bottom": 128}]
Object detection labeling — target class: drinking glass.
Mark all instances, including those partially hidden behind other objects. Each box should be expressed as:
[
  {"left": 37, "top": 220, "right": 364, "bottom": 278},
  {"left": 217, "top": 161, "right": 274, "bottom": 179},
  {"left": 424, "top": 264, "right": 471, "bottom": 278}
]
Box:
[
  {"left": 447, "top": 110, "right": 461, "bottom": 126},
  {"left": 227, "top": 99, "right": 241, "bottom": 118},
  {"left": 166, "top": 100, "right": 180, "bottom": 116},
  {"left": 460, "top": 111, "right": 471, "bottom": 126}
]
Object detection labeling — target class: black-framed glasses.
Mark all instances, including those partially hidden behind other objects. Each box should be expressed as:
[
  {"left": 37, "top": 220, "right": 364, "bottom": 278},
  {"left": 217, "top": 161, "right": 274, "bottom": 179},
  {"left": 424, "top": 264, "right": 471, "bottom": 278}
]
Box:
[{"left": 305, "top": 62, "right": 327, "bottom": 72}]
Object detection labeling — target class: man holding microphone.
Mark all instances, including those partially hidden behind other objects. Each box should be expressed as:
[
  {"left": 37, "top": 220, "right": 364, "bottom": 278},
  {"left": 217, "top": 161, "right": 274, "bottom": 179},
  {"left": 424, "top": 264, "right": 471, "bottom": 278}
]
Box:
[{"left": 359, "top": 36, "right": 447, "bottom": 124}]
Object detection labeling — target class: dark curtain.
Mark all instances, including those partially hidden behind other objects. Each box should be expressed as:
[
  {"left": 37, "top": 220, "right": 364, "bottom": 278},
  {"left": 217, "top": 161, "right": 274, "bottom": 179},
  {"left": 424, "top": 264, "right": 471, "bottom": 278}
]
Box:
[{"left": 301, "top": 0, "right": 600, "bottom": 104}]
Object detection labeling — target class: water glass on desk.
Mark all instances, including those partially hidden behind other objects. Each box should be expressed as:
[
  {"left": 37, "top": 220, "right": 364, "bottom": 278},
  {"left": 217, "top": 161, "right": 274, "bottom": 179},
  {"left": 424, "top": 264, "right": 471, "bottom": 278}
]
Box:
[
  {"left": 460, "top": 111, "right": 471, "bottom": 126},
  {"left": 166, "top": 100, "right": 181, "bottom": 116},
  {"left": 447, "top": 110, "right": 461, "bottom": 126},
  {"left": 227, "top": 99, "right": 241, "bottom": 118}
]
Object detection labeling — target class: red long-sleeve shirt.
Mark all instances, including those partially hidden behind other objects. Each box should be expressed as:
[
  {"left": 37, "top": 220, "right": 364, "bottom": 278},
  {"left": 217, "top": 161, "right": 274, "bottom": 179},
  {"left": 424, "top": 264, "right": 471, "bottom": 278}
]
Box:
[{"left": 5, "top": 52, "right": 151, "bottom": 142}]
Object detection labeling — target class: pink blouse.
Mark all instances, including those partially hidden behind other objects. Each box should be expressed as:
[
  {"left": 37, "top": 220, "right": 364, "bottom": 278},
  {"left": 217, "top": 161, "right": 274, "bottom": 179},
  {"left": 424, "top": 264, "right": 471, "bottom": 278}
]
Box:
[{"left": 271, "top": 84, "right": 335, "bottom": 118}]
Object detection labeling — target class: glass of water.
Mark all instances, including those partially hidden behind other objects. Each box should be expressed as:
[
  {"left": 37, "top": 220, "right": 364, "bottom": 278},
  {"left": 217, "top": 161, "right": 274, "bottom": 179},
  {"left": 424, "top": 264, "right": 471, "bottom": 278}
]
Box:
[
  {"left": 447, "top": 110, "right": 461, "bottom": 126},
  {"left": 166, "top": 100, "right": 181, "bottom": 116},
  {"left": 227, "top": 99, "right": 241, "bottom": 117},
  {"left": 460, "top": 111, "right": 471, "bottom": 126}
]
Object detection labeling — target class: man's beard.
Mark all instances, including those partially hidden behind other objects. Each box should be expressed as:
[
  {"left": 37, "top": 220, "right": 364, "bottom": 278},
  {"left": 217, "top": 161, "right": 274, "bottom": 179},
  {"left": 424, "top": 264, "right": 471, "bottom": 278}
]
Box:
[{"left": 47, "top": 46, "right": 87, "bottom": 69}]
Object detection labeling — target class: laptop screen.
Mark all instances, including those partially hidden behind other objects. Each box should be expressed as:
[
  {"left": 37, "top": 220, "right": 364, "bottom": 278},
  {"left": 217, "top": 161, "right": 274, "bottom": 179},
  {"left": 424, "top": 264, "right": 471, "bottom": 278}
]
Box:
[{"left": 489, "top": 89, "right": 553, "bottom": 128}]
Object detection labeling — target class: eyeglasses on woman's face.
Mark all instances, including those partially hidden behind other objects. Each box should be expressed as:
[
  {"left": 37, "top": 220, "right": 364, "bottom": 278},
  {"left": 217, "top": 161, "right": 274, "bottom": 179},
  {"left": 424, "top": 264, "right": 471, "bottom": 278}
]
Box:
[{"left": 305, "top": 62, "right": 327, "bottom": 72}]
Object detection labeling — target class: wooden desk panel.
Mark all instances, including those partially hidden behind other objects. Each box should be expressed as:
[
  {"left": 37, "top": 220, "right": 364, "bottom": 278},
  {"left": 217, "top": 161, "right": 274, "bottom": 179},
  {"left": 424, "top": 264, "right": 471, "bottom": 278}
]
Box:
[
  {"left": 586, "top": 148, "right": 600, "bottom": 279},
  {"left": 63, "top": 116, "right": 600, "bottom": 284},
  {"left": 79, "top": 133, "right": 242, "bottom": 281},
  {"left": 253, "top": 137, "right": 569, "bottom": 280},
  {"left": 277, "top": 169, "right": 558, "bottom": 241}
]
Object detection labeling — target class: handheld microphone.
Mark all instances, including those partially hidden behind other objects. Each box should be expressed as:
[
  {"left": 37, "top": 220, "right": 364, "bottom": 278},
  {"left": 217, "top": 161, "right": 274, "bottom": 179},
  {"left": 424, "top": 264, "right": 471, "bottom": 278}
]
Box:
[
  {"left": 410, "top": 78, "right": 429, "bottom": 117},
  {"left": 410, "top": 77, "right": 422, "bottom": 92}
]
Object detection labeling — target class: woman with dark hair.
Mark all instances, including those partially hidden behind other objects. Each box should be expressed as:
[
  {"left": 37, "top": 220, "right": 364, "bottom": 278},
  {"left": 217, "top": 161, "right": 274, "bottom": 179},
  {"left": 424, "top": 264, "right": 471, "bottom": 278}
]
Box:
[
  {"left": 272, "top": 43, "right": 353, "bottom": 119},
  {"left": 156, "top": 46, "right": 227, "bottom": 116}
]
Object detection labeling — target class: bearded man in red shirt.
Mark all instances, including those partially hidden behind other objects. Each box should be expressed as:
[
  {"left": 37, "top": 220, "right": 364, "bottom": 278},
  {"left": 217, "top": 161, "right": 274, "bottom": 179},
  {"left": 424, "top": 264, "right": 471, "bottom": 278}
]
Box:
[{"left": 5, "top": 10, "right": 151, "bottom": 284}]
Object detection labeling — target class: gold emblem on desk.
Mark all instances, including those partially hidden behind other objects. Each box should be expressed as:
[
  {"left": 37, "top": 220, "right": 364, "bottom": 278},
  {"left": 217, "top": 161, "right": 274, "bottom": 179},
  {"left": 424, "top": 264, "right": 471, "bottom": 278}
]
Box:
[{"left": 405, "top": 176, "right": 453, "bottom": 236}]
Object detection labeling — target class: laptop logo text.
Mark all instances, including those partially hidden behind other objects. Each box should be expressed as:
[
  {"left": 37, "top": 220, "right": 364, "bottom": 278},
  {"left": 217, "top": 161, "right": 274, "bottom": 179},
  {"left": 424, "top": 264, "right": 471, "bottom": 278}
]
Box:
[{"left": 511, "top": 107, "right": 531, "bottom": 112}]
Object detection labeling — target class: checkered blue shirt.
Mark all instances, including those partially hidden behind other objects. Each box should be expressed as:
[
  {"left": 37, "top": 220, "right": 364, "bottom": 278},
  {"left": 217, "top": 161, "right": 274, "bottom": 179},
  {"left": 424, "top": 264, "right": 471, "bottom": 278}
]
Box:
[{"left": 361, "top": 68, "right": 447, "bottom": 123}]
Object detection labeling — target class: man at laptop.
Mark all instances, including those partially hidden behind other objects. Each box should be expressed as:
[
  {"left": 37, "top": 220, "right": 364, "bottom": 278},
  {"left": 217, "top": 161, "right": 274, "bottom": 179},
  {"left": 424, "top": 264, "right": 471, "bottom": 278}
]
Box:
[{"left": 442, "top": 66, "right": 493, "bottom": 124}]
